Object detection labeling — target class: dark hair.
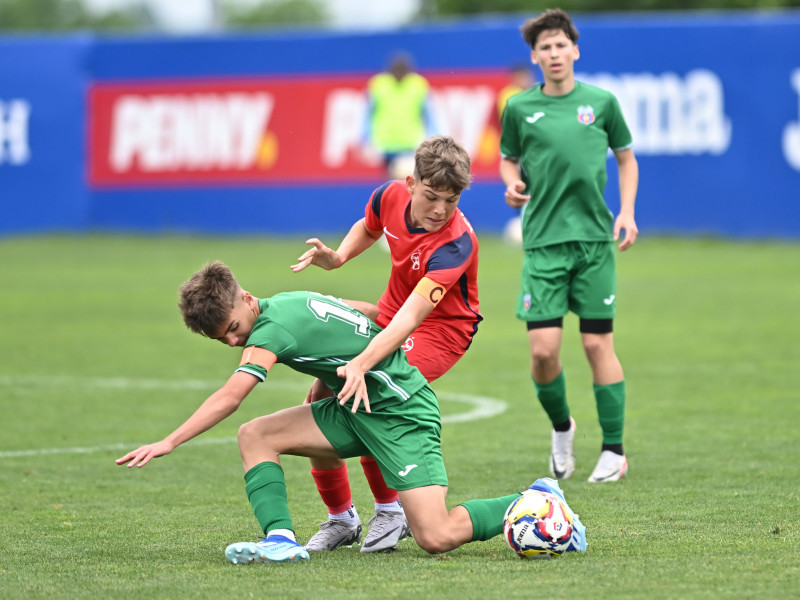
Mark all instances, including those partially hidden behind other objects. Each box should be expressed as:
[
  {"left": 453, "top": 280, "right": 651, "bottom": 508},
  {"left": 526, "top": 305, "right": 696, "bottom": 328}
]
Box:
[
  {"left": 178, "top": 261, "right": 240, "bottom": 336},
  {"left": 520, "top": 8, "right": 579, "bottom": 49},
  {"left": 414, "top": 135, "right": 472, "bottom": 192}
]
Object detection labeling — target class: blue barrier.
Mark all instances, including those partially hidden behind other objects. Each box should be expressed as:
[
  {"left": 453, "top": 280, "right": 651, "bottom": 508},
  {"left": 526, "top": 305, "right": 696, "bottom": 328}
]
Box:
[
  {"left": 1, "top": 12, "right": 799, "bottom": 238},
  {"left": 0, "top": 36, "right": 91, "bottom": 235}
]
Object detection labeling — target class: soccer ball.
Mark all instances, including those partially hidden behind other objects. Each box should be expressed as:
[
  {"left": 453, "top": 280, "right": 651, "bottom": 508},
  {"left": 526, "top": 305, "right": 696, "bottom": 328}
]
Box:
[{"left": 503, "top": 489, "right": 574, "bottom": 558}]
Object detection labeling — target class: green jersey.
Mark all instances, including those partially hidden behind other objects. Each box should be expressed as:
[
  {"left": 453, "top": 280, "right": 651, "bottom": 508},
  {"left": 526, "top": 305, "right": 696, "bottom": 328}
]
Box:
[
  {"left": 500, "top": 81, "right": 633, "bottom": 249},
  {"left": 235, "top": 292, "right": 429, "bottom": 406}
]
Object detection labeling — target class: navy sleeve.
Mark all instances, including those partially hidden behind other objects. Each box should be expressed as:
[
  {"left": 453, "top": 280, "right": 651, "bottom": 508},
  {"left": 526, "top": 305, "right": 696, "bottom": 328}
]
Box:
[{"left": 426, "top": 232, "right": 473, "bottom": 272}]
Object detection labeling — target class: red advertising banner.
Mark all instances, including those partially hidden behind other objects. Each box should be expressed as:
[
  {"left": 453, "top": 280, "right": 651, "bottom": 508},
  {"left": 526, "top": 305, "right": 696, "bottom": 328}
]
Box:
[{"left": 88, "top": 71, "right": 512, "bottom": 187}]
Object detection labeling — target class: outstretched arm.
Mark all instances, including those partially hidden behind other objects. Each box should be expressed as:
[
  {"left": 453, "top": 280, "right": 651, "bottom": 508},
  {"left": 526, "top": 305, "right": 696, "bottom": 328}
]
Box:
[
  {"left": 115, "top": 371, "right": 258, "bottom": 468},
  {"left": 613, "top": 148, "right": 639, "bottom": 251},
  {"left": 336, "top": 288, "right": 436, "bottom": 413},
  {"left": 291, "top": 218, "right": 382, "bottom": 273}
]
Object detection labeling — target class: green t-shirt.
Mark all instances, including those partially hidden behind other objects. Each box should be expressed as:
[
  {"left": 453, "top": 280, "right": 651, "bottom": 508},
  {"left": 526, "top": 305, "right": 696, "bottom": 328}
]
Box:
[
  {"left": 235, "top": 292, "right": 429, "bottom": 406},
  {"left": 500, "top": 81, "right": 633, "bottom": 249}
]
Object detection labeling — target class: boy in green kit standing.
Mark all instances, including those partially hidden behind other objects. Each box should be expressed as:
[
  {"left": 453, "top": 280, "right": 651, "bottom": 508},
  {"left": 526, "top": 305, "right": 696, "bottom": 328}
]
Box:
[{"left": 500, "top": 9, "right": 640, "bottom": 483}]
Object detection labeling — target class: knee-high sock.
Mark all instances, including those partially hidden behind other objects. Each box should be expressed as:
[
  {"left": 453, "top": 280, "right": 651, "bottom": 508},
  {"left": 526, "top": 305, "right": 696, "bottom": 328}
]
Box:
[
  {"left": 311, "top": 463, "right": 353, "bottom": 515},
  {"left": 594, "top": 380, "right": 625, "bottom": 445},
  {"left": 244, "top": 461, "right": 293, "bottom": 535},
  {"left": 534, "top": 369, "right": 570, "bottom": 426},
  {"left": 360, "top": 456, "right": 399, "bottom": 504},
  {"left": 461, "top": 493, "right": 522, "bottom": 541}
]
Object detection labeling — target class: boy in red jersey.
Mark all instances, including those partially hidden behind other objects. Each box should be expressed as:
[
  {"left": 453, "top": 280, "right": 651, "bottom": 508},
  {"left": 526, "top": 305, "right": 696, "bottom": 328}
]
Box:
[{"left": 291, "top": 135, "right": 481, "bottom": 553}]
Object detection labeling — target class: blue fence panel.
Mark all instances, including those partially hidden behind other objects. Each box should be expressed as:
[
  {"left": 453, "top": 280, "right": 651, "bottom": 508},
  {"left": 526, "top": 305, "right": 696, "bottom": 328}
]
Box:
[
  {"left": 0, "top": 36, "right": 91, "bottom": 235},
  {"left": 1, "top": 12, "right": 799, "bottom": 238}
]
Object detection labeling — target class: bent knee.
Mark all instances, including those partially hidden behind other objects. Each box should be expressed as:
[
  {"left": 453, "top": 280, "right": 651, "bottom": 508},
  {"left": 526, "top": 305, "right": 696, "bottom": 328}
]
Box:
[
  {"left": 413, "top": 532, "right": 457, "bottom": 555},
  {"left": 237, "top": 418, "right": 268, "bottom": 447}
]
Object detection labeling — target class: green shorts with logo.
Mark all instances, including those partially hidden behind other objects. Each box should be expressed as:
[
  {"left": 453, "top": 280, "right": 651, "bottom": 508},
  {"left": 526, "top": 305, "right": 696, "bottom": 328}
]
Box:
[
  {"left": 516, "top": 241, "right": 617, "bottom": 322},
  {"left": 310, "top": 385, "right": 448, "bottom": 491}
]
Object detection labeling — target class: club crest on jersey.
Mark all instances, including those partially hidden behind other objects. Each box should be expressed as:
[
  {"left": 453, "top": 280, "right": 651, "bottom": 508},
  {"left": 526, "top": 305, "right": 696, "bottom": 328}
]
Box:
[
  {"left": 402, "top": 336, "right": 415, "bottom": 352},
  {"left": 523, "top": 293, "right": 532, "bottom": 311},
  {"left": 577, "top": 105, "right": 595, "bottom": 125},
  {"left": 410, "top": 249, "right": 421, "bottom": 271}
]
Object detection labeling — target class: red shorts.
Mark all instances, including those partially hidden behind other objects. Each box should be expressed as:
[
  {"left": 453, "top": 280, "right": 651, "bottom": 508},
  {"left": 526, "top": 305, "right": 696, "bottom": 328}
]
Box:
[{"left": 396, "top": 324, "right": 466, "bottom": 382}]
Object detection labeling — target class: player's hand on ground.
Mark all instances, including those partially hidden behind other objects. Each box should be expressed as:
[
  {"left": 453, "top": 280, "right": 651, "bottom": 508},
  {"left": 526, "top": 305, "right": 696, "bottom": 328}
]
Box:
[
  {"left": 290, "top": 239, "right": 342, "bottom": 272},
  {"left": 115, "top": 440, "right": 175, "bottom": 468},
  {"left": 336, "top": 363, "right": 371, "bottom": 414},
  {"left": 505, "top": 180, "right": 530, "bottom": 209},
  {"left": 304, "top": 378, "right": 333, "bottom": 405},
  {"left": 614, "top": 212, "right": 639, "bottom": 251}
]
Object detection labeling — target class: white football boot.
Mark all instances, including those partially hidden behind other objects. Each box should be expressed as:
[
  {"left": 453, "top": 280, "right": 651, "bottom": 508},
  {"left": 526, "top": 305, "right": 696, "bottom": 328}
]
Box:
[
  {"left": 360, "top": 511, "right": 411, "bottom": 553},
  {"left": 304, "top": 519, "right": 362, "bottom": 551},
  {"left": 549, "top": 418, "right": 576, "bottom": 480},
  {"left": 588, "top": 450, "right": 628, "bottom": 483}
]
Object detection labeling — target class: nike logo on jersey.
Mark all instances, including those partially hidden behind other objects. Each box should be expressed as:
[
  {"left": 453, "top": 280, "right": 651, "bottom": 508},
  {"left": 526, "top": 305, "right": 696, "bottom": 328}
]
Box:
[
  {"left": 383, "top": 226, "right": 399, "bottom": 239},
  {"left": 526, "top": 112, "right": 545, "bottom": 124},
  {"left": 603, "top": 295, "right": 616, "bottom": 305},
  {"left": 398, "top": 464, "right": 418, "bottom": 477}
]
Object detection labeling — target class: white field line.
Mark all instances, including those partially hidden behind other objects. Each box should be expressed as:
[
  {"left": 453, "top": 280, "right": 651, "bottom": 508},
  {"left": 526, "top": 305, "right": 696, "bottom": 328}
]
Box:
[{"left": 0, "top": 375, "right": 507, "bottom": 459}]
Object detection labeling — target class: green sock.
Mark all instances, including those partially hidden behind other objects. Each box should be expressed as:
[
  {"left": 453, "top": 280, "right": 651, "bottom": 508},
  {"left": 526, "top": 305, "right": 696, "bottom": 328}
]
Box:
[
  {"left": 534, "top": 369, "right": 570, "bottom": 425},
  {"left": 461, "top": 493, "right": 522, "bottom": 541},
  {"left": 244, "top": 461, "right": 294, "bottom": 535},
  {"left": 594, "top": 380, "right": 626, "bottom": 445}
]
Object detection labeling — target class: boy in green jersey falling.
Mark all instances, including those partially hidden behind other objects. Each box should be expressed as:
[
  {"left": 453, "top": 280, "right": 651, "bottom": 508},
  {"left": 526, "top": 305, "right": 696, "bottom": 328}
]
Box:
[
  {"left": 115, "top": 261, "right": 587, "bottom": 563},
  {"left": 500, "top": 9, "right": 640, "bottom": 483}
]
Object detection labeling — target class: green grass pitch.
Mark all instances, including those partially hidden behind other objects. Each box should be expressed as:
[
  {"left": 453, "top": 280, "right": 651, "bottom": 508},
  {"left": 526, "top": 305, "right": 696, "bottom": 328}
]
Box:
[{"left": 0, "top": 234, "right": 798, "bottom": 599}]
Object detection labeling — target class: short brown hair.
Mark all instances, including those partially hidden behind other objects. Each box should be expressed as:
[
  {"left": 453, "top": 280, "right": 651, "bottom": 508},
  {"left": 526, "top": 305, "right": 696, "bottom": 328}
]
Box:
[
  {"left": 178, "top": 261, "right": 240, "bottom": 336},
  {"left": 521, "top": 8, "right": 579, "bottom": 49},
  {"left": 414, "top": 135, "right": 472, "bottom": 192}
]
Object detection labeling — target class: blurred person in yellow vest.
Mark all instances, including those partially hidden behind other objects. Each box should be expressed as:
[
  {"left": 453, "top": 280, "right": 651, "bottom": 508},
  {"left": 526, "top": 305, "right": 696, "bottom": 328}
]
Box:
[{"left": 363, "top": 51, "right": 437, "bottom": 179}]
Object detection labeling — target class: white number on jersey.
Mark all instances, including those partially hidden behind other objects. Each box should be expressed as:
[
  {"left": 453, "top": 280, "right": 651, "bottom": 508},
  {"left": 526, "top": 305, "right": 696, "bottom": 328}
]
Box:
[{"left": 307, "top": 297, "right": 372, "bottom": 338}]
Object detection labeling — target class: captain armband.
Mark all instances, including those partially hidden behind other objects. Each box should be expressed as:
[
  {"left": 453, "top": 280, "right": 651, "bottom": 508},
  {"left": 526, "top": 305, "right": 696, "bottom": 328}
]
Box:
[
  {"left": 239, "top": 346, "right": 278, "bottom": 371},
  {"left": 413, "top": 277, "right": 447, "bottom": 307}
]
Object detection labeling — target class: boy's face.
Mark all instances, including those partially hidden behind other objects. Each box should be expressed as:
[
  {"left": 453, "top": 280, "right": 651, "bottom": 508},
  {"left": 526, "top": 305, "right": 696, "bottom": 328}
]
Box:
[
  {"left": 405, "top": 175, "right": 460, "bottom": 233},
  {"left": 531, "top": 29, "right": 579, "bottom": 85},
  {"left": 209, "top": 290, "right": 259, "bottom": 347}
]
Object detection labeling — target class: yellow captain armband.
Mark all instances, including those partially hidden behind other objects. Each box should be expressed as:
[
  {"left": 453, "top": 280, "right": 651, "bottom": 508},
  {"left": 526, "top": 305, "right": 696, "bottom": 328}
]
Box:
[
  {"left": 239, "top": 346, "right": 278, "bottom": 371},
  {"left": 413, "top": 277, "right": 447, "bottom": 307}
]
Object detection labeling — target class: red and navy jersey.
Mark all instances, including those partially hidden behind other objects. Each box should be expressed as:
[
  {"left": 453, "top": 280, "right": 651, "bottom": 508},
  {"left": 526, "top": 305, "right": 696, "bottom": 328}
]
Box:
[{"left": 364, "top": 180, "right": 482, "bottom": 351}]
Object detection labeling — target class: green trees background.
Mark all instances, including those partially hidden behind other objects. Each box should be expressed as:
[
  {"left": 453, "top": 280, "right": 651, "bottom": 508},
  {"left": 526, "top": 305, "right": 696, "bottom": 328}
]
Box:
[
  {"left": 423, "top": 0, "right": 799, "bottom": 15},
  {"left": 0, "top": 0, "right": 797, "bottom": 32}
]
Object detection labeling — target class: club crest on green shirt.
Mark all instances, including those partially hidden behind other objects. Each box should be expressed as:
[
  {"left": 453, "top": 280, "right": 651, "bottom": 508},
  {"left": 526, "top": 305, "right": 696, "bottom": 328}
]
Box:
[{"left": 577, "top": 105, "right": 596, "bottom": 125}]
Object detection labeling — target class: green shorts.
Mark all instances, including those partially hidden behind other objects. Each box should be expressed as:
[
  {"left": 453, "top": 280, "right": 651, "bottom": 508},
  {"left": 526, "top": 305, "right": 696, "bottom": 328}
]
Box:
[
  {"left": 310, "top": 385, "right": 448, "bottom": 491},
  {"left": 516, "top": 241, "right": 617, "bottom": 322}
]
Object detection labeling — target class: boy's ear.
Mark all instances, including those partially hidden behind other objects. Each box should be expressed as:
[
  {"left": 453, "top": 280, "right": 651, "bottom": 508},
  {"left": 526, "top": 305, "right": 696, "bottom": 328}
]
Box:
[
  {"left": 530, "top": 49, "right": 538, "bottom": 65},
  {"left": 406, "top": 174, "right": 416, "bottom": 194}
]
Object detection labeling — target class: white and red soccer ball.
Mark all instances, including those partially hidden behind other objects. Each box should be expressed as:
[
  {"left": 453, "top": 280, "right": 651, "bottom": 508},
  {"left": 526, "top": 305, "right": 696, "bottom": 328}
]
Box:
[{"left": 503, "top": 489, "right": 574, "bottom": 558}]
